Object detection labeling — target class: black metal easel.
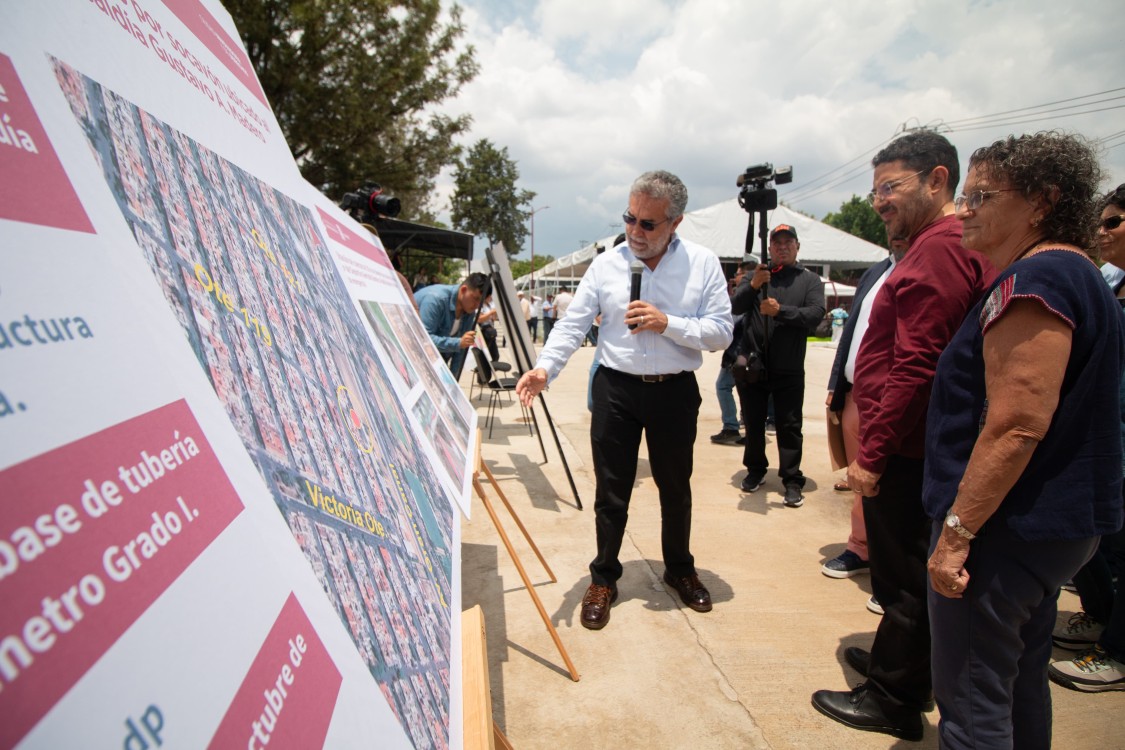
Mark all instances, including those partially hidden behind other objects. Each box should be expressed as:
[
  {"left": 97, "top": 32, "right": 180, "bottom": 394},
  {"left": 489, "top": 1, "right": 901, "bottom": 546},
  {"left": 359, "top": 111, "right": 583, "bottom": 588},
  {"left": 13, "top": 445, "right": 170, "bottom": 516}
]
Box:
[{"left": 484, "top": 246, "right": 583, "bottom": 510}]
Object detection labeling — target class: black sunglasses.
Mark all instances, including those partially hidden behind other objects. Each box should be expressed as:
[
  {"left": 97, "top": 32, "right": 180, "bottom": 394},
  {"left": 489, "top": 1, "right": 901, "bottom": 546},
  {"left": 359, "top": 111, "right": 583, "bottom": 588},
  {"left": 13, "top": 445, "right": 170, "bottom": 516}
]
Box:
[
  {"left": 622, "top": 211, "right": 671, "bottom": 232},
  {"left": 1102, "top": 214, "right": 1125, "bottom": 232}
]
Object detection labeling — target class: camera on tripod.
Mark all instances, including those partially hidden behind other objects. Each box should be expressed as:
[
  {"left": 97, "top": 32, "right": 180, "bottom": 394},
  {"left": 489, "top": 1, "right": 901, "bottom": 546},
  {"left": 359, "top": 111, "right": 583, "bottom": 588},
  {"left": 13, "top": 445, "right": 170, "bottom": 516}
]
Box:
[
  {"left": 736, "top": 163, "right": 793, "bottom": 213},
  {"left": 339, "top": 182, "right": 402, "bottom": 224}
]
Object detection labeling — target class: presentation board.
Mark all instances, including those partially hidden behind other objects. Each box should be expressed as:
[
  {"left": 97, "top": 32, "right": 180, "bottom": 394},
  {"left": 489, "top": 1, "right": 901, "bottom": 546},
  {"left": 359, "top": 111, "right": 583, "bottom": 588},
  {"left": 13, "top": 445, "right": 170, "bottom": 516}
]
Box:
[
  {"left": 474, "top": 243, "right": 537, "bottom": 375},
  {"left": 0, "top": 2, "right": 472, "bottom": 748}
]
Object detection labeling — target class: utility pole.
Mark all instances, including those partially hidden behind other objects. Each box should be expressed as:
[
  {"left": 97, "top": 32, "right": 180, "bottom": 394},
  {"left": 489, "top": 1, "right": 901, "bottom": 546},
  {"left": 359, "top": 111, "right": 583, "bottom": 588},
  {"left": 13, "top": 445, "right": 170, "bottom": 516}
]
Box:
[{"left": 529, "top": 205, "right": 549, "bottom": 292}]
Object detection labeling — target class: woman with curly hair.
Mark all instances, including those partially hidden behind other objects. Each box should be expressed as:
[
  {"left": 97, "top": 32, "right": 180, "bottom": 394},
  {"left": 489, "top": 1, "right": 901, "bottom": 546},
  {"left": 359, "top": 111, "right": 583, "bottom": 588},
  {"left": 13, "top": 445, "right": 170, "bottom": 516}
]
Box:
[{"left": 923, "top": 132, "right": 1124, "bottom": 748}]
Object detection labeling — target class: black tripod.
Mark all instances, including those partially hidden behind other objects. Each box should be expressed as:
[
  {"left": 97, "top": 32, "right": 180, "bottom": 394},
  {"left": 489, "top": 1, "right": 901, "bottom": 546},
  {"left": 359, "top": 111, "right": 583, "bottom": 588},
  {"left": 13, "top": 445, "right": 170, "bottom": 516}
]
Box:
[{"left": 738, "top": 187, "right": 775, "bottom": 365}]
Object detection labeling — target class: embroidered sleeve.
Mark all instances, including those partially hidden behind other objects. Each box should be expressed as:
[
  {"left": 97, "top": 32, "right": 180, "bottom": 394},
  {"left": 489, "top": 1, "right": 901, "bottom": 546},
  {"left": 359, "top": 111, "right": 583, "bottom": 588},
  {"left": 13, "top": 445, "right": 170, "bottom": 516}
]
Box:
[{"left": 979, "top": 265, "right": 1078, "bottom": 334}]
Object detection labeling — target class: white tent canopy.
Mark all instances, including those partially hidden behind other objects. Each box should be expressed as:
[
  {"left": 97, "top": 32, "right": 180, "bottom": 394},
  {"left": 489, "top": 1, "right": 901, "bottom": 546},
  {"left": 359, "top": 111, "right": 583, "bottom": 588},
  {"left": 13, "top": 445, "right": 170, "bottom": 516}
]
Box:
[
  {"left": 822, "top": 279, "right": 856, "bottom": 301},
  {"left": 517, "top": 201, "right": 888, "bottom": 292}
]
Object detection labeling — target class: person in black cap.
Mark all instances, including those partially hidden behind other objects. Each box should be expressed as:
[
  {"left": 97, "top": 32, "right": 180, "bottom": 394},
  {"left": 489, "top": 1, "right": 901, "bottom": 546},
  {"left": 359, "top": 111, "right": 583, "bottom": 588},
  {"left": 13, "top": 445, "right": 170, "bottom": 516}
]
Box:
[{"left": 732, "top": 223, "right": 825, "bottom": 507}]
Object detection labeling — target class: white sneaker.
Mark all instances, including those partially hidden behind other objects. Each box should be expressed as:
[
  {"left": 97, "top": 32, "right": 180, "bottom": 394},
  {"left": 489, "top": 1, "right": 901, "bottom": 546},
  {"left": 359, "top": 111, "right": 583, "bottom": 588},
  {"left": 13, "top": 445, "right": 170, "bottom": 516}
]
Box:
[
  {"left": 1049, "top": 646, "right": 1125, "bottom": 692},
  {"left": 1052, "top": 612, "right": 1104, "bottom": 651},
  {"left": 866, "top": 596, "right": 884, "bottom": 615}
]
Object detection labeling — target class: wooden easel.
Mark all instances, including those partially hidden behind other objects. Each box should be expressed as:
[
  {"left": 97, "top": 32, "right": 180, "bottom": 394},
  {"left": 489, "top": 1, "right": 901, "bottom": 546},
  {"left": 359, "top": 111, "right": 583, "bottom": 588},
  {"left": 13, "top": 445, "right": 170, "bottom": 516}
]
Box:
[
  {"left": 462, "top": 605, "right": 514, "bottom": 750},
  {"left": 471, "top": 430, "right": 580, "bottom": 682}
]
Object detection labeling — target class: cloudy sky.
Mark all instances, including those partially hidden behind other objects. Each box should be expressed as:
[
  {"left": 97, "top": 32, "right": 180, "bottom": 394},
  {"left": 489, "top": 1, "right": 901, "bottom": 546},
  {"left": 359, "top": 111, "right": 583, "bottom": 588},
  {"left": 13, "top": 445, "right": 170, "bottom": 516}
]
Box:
[{"left": 432, "top": 0, "right": 1125, "bottom": 260}]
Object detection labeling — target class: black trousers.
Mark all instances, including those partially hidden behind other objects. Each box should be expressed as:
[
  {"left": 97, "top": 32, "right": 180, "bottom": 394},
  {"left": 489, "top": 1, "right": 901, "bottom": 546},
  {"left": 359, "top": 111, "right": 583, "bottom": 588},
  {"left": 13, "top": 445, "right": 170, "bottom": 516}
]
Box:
[
  {"left": 862, "top": 454, "right": 931, "bottom": 710},
  {"left": 479, "top": 322, "right": 501, "bottom": 361},
  {"left": 736, "top": 372, "right": 806, "bottom": 487},
  {"left": 589, "top": 367, "right": 701, "bottom": 586}
]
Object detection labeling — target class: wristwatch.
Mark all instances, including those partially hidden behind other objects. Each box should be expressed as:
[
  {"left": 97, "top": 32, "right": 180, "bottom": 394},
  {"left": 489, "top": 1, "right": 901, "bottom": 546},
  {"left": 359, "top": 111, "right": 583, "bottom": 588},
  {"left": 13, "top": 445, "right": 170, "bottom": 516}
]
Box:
[{"left": 945, "top": 511, "right": 977, "bottom": 540}]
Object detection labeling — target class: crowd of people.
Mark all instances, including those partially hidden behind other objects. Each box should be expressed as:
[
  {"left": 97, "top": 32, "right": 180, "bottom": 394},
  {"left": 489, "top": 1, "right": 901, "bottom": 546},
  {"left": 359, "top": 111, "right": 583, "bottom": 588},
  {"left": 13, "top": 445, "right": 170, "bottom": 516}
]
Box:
[{"left": 421, "top": 130, "right": 1124, "bottom": 745}]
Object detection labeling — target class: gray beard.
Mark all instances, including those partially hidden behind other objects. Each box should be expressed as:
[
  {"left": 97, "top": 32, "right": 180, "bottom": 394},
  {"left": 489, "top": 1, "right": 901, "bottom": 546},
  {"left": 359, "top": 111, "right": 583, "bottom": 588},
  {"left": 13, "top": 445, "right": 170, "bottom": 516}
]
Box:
[{"left": 629, "top": 239, "right": 666, "bottom": 260}]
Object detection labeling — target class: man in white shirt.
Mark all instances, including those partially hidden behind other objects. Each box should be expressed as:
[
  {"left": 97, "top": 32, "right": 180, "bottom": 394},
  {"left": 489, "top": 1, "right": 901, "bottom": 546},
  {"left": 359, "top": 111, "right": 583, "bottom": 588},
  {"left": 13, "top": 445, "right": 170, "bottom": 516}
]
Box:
[
  {"left": 517, "top": 291, "right": 532, "bottom": 347},
  {"left": 553, "top": 288, "right": 573, "bottom": 320},
  {"left": 529, "top": 294, "right": 544, "bottom": 341},
  {"left": 516, "top": 171, "right": 733, "bottom": 630}
]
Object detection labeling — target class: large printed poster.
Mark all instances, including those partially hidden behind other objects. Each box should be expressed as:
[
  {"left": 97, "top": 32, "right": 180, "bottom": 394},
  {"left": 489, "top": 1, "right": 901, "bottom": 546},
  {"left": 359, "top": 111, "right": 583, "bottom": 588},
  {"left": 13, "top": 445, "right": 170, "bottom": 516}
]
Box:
[{"left": 0, "top": 2, "right": 472, "bottom": 748}]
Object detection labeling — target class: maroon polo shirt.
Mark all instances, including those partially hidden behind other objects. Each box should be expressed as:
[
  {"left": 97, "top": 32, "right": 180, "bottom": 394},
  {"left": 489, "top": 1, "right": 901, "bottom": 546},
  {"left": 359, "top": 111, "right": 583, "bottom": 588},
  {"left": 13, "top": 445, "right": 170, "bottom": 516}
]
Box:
[{"left": 853, "top": 214, "right": 996, "bottom": 475}]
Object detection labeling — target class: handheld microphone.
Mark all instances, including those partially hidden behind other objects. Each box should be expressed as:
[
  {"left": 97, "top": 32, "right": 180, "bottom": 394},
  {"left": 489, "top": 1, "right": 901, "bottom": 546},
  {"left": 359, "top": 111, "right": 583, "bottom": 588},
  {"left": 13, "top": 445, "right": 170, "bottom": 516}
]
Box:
[{"left": 628, "top": 260, "right": 644, "bottom": 329}]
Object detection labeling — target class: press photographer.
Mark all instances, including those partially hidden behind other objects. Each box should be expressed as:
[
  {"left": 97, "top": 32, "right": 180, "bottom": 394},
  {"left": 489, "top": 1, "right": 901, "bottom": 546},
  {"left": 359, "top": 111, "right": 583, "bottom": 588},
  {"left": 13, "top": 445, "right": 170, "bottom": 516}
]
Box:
[{"left": 731, "top": 163, "right": 824, "bottom": 507}]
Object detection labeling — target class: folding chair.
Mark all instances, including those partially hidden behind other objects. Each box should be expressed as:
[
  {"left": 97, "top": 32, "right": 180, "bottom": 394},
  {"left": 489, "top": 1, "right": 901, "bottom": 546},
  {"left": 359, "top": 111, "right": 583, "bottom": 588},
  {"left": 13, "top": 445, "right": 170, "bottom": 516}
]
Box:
[
  {"left": 469, "top": 347, "right": 488, "bottom": 402},
  {"left": 470, "top": 347, "right": 530, "bottom": 438}
]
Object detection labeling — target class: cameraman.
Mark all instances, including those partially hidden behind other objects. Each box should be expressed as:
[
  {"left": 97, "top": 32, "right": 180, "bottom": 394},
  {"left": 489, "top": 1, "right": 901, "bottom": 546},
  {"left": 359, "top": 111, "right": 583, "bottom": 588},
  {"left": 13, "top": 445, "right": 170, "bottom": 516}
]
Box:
[{"left": 732, "top": 224, "right": 825, "bottom": 507}]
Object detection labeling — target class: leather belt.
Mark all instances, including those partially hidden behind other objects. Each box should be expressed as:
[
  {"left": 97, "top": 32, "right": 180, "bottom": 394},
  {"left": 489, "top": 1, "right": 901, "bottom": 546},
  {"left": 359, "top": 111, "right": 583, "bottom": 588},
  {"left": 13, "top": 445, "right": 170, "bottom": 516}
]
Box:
[{"left": 605, "top": 367, "right": 690, "bottom": 383}]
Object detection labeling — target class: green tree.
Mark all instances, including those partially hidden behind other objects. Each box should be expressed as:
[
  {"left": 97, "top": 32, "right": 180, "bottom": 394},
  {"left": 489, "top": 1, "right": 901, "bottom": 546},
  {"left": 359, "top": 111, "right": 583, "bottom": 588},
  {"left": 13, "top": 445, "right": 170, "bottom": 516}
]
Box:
[
  {"left": 449, "top": 139, "right": 536, "bottom": 256},
  {"left": 822, "top": 196, "right": 888, "bottom": 248},
  {"left": 509, "top": 254, "right": 553, "bottom": 279},
  {"left": 226, "top": 0, "right": 478, "bottom": 220}
]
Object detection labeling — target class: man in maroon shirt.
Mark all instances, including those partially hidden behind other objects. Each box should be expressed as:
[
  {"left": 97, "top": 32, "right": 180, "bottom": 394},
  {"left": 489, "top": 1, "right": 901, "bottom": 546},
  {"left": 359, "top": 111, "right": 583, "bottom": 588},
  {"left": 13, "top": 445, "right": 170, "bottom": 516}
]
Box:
[{"left": 811, "top": 131, "right": 995, "bottom": 741}]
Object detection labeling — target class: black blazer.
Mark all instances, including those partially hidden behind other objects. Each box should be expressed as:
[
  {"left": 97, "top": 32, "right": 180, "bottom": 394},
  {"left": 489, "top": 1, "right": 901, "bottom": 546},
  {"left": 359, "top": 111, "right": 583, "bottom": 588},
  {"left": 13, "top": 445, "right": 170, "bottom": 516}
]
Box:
[{"left": 827, "top": 257, "right": 893, "bottom": 412}]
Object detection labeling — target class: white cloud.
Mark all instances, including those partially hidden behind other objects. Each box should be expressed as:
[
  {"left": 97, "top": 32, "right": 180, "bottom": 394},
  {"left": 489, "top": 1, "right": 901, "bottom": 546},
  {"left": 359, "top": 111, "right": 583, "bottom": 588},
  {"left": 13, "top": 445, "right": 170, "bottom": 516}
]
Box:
[
  {"left": 536, "top": 0, "right": 675, "bottom": 58},
  {"left": 436, "top": 0, "right": 1125, "bottom": 259}
]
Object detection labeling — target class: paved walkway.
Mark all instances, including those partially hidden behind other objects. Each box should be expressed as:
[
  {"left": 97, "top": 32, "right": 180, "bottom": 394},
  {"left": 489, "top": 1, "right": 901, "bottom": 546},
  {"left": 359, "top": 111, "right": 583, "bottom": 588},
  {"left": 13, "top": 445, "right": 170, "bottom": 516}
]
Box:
[{"left": 460, "top": 342, "right": 1122, "bottom": 749}]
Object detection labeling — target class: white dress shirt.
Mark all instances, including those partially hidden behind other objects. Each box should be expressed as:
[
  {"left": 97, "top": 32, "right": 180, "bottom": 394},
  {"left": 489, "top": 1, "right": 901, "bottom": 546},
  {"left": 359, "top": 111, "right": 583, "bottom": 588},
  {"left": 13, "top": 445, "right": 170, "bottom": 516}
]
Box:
[
  {"left": 535, "top": 236, "right": 733, "bottom": 381},
  {"left": 843, "top": 257, "right": 896, "bottom": 384}
]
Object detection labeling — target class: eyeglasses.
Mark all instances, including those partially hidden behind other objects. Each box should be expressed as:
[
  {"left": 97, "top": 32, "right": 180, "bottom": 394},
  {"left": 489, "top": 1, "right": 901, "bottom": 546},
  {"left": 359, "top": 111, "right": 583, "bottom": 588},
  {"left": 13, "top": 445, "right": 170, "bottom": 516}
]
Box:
[
  {"left": 623, "top": 211, "right": 671, "bottom": 232},
  {"left": 866, "top": 169, "right": 928, "bottom": 205},
  {"left": 1102, "top": 214, "right": 1125, "bottom": 232},
  {"left": 954, "top": 189, "right": 1021, "bottom": 212}
]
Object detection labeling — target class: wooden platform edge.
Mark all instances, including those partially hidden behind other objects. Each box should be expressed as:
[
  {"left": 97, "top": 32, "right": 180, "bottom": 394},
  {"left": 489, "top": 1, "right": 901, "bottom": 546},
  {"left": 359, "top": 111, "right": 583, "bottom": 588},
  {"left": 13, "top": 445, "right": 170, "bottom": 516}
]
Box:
[{"left": 461, "top": 605, "right": 494, "bottom": 750}]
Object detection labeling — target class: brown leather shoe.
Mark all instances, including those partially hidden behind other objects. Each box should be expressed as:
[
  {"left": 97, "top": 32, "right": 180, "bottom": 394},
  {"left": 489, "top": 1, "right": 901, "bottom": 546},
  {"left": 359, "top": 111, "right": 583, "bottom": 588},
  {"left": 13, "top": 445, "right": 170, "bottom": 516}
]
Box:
[
  {"left": 662, "top": 571, "right": 713, "bottom": 612},
  {"left": 580, "top": 583, "right": 618, "bottom": 630}
]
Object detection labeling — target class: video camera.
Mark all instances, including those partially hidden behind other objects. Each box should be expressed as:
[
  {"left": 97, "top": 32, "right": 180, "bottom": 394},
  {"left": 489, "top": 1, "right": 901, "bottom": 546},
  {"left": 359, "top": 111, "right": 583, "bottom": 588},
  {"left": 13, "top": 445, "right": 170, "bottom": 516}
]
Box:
[
  {"left": 339, "top": 182, "right": 402, "bottom": 224},
  {"left": 736, "top": 163, "right": 793, "bottom": 213}
]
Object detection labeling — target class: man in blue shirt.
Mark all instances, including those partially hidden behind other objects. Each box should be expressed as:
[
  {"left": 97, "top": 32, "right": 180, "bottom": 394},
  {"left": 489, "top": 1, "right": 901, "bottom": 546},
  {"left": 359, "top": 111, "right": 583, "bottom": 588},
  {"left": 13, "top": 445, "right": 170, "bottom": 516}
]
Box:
[
  {"left": 516, "top": 171, "right": 733, "bottom": 630},
  {"left": 415, "top": 272, "right": 490, "bottom": 379}
]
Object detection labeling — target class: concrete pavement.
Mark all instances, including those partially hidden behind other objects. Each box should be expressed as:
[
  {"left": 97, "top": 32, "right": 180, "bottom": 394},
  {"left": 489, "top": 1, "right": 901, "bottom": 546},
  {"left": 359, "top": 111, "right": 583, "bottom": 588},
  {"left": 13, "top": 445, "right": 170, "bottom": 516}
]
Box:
[{"left": 460, "top": 342, "right": 1122, "bottom": 749}]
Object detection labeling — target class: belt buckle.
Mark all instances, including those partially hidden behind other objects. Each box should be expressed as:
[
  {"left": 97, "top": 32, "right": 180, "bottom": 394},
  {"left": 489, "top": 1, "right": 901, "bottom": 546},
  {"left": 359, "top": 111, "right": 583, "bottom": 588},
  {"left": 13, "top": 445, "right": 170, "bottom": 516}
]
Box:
[{"left": 641, "top": 373, "right": 662, "bottom": 383}]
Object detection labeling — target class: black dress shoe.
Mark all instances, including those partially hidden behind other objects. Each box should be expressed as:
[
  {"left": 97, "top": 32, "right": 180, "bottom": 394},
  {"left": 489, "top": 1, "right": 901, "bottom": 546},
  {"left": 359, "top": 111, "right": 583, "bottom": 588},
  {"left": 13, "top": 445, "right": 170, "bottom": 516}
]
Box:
[
  {"left": 842, "top": 647, "right": 935, "bottom": 712},
  {"left": 811, "top": 685, "right": 923, "bottom": 741},
  {"left": 580, "top": 583, "right": 617, "bottom": 630},
  {"left": 662, "top": 571, "right": 712, "bottom": 612},
  {"left": 844, "top": 646, "right": 871, "bottom": 676}
]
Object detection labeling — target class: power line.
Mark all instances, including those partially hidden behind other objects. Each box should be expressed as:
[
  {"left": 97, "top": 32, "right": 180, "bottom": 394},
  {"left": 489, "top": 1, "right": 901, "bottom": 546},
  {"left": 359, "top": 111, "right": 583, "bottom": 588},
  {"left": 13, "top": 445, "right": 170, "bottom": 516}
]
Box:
[
  {"left": 784, "top": 87, "right": 1125, "bottom": 212},
  {"left": 782, "top": 160, "right": 874, "bottom": 205},
  {"left": 1092, "top": 130, "right": 1125, "bottom": 155},
  {"left": 783, "top": 137, "right": 893, "bottom": 197},
  {"left": 942, "top": 103, "right": 1125, "bottom": 134},
  {"left": 784, "top": 120, "right": 949, "bottom": 204},
  {"left": 941, "top": 87, "right": 1125, "bottom": 126}
]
